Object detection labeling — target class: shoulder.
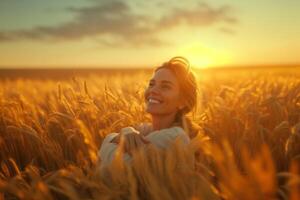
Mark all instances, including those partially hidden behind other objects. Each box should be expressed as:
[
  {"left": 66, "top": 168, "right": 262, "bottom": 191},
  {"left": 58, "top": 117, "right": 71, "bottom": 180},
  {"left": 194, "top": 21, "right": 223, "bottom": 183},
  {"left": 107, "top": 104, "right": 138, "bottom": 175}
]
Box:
[
  {"left": 146, "top": 126, "right": 190, "bottom": 147},
  {"left": 154, "top": 126, "right": 185, "bottom": 135},
  {"left": 170, "top": 126, "right": 185, "bottom": 133},
  {"left": 168, "top": 126, "right": 190, "bottom": 144}
]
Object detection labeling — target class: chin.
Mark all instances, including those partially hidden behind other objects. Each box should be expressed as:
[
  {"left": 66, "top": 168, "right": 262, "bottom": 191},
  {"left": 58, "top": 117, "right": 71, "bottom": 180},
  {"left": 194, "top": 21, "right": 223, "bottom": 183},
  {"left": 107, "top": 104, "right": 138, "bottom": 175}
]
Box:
[{"left": 146, "top": 107, "right": 161, "bottom": 115}]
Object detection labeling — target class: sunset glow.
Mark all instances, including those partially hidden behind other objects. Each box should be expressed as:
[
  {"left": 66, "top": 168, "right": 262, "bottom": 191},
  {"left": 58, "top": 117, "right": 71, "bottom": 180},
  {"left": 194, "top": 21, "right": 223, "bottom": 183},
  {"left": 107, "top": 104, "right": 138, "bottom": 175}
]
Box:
[
  {"left": 0, "top": 0, "right": 299, "bottom": 68},
  {"left": 178, "top": 44, "right": 231, "bottom": 69}
]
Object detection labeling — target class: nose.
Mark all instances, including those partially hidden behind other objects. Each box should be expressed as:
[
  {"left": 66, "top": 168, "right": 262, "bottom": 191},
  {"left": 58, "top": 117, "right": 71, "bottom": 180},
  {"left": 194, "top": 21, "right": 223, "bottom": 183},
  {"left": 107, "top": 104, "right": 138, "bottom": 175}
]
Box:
[
  {"left": 145, "top": 85, "right": 160, "bottom": 100},
  {"left": 148, "top": 85, "right": 160, "bottom": 95}
]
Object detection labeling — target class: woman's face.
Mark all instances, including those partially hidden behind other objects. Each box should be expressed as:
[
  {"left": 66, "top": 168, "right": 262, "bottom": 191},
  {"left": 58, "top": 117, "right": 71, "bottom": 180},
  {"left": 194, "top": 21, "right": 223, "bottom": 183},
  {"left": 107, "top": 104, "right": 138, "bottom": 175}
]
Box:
[{"left": 144, "top": 68, "right": 184, "bottom": 116}]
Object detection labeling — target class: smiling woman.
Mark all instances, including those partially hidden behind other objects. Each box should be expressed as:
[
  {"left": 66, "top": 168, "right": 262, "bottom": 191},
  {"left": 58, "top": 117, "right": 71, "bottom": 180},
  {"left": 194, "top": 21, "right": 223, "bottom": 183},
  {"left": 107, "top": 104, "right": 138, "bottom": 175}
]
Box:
[{"left": 98, "top": 56, "right": 201, "bottom": 167}]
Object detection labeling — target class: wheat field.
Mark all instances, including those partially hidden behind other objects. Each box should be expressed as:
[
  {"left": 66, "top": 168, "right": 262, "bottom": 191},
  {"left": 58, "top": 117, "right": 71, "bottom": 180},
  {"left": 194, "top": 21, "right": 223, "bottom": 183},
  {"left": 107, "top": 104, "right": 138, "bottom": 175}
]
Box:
[{"left": 0, "top": 67, "right": 300, "bottom": 200}]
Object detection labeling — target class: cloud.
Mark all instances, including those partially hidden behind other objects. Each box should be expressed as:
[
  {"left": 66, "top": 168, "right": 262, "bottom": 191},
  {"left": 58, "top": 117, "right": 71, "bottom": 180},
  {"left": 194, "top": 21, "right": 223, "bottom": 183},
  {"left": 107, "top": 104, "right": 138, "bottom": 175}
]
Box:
[
  {"left": 158, "top": 3, "right": 237, "bottom": 28},
  {"left": 0, "top": 0, "right": 237, "bottom": 47}
]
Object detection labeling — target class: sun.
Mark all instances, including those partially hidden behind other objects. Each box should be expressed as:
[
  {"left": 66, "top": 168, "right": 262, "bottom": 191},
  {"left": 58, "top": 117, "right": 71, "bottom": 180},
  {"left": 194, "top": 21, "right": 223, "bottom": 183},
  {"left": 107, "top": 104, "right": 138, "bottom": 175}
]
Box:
[{"left": 177, "top": 44, "right": 231, "bottom": 69}]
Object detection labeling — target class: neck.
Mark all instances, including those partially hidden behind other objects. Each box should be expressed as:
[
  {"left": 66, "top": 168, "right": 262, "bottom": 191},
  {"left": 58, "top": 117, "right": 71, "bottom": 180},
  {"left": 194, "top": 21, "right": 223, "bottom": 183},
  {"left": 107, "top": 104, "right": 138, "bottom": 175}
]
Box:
[{"left": 151, "top": 113, "right": 177, "bottom": 131}]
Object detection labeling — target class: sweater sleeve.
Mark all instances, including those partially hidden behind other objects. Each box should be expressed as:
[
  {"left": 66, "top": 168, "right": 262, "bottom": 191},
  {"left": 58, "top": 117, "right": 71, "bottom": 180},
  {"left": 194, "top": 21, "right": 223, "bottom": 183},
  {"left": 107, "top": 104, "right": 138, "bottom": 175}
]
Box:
[
  {"left": 146, "top": 127, "right": 190, "bottom": 149},
  {"left": 98, "top": 132, "right": 131, "bottom": 167}
]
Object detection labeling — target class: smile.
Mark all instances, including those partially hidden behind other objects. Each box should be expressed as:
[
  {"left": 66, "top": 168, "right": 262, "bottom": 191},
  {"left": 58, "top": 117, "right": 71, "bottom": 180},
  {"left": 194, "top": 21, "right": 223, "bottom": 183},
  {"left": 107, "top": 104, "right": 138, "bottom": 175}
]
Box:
[{"left": 148, "top": 98, "right": 163, "bottom": 104}]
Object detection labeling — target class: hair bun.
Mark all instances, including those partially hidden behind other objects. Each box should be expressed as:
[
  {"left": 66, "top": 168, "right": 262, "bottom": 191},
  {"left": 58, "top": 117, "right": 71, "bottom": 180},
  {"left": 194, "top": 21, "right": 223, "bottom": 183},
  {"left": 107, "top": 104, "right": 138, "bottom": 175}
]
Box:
[{"left": 168, "top": 56, "right": 190, "bottom": 73}]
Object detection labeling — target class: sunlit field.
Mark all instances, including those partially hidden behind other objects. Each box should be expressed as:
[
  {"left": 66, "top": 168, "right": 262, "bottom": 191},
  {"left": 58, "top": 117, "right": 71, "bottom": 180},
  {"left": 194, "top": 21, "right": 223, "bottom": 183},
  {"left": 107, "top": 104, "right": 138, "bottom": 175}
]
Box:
[{"left": 0, "top": 66, "right": 300, "bottom": 200}]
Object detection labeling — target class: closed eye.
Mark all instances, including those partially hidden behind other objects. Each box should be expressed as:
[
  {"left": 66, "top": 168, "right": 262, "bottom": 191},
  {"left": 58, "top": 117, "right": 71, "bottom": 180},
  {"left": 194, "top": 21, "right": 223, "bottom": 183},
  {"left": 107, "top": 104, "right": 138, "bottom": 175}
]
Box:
[
  {"left": 148, "top": 79, "right": 173, "bottom": 90},
  {"left": 161, "top": 84, "right": 171, "bottom": 89}
]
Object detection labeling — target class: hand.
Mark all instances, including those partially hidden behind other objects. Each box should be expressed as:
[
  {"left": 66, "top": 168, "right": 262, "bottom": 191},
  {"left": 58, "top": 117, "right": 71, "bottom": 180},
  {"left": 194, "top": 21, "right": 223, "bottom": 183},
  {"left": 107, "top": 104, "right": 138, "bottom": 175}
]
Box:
[
  {"left": 123, "top": 133, "right": 149, "bottom": 156},
  {"left": 110, "top": 127, "right": 140, "bottom": 144},
  {"left": 110, "top": 127, "right": 149, "bottom": 155},
  {"left": 134, "top": 123, "right": 153, "bottom": 136}
]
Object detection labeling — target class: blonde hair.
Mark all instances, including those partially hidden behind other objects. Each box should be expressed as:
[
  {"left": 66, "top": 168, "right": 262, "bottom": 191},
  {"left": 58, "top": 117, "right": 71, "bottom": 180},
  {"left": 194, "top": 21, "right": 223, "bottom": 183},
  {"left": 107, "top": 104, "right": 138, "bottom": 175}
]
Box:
[{"left": 155, "top": 56, "right": 200, "bottom": 138}]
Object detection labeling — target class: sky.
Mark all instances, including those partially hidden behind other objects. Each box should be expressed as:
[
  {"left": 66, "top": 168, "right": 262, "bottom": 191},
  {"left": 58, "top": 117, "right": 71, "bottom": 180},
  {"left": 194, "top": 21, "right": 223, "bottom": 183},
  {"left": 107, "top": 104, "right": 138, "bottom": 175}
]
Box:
[{"left": 0, "top": 0, "right": 299, "bottom": 69}]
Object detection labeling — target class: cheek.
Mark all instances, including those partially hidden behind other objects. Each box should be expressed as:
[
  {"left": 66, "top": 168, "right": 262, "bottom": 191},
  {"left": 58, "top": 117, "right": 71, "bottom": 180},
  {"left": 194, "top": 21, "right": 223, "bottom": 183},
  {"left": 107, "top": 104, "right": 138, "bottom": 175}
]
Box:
[
  {"left": 144, "top": 88, "right": 149, "bottom": 101},
  {"left": 169, "top": 90, "right": 180, "bottom": 100},
  {"left": 165, "top": 93, "right": 181, "bottom": 107}
]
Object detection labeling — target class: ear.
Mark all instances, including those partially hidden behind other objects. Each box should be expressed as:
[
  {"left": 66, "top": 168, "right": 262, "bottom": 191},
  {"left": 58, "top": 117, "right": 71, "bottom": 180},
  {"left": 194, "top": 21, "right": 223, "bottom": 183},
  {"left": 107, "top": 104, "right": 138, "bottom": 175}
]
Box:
[
  {"left": 177, "top": 102, "right": 186, "bottom": 111},
  {"left": 178, "top": 104, "right": 184, "bottom": 110}
]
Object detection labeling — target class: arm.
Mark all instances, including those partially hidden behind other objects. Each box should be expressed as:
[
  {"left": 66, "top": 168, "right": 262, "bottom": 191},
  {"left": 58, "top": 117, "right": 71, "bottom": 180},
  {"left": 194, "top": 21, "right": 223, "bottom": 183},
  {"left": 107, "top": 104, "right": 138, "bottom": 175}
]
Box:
[
  {"left": 98, "top": 132, "right": 131, "bottom": 167},
  {"left": 119, "top": 127, "right": 149, "bottom": 155},
  {"left": 98, "top": 127, "right": 148, "bottom": 166}
]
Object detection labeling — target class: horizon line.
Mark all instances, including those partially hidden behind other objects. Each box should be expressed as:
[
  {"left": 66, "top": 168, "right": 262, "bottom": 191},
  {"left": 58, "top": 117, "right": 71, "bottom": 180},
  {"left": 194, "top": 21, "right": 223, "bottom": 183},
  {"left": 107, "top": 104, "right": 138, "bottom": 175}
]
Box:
[{"left": 0, "top": 63, "right": 299, "bottom": 70}]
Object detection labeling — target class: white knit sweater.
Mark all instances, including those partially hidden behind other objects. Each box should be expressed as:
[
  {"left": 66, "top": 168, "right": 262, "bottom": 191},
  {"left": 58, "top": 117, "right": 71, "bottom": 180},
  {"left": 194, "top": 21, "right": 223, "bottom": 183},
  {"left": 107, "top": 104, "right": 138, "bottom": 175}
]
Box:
[{"left": 98, "top": 126, "right": 190, "bottom": 167}]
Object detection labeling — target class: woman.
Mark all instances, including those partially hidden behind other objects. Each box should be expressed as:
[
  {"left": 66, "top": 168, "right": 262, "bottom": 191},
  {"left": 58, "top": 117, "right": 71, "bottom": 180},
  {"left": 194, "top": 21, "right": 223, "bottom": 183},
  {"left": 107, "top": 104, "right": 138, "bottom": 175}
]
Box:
[{"left": 98, "top": 56, "right": 200, "bottom": 167}]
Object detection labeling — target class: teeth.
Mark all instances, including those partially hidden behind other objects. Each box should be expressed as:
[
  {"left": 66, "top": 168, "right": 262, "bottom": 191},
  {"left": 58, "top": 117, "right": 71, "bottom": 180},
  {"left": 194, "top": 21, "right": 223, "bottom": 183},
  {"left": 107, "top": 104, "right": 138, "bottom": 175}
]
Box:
[{"left": 149, "top": 98, "right": 161, "bottom": 104}]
